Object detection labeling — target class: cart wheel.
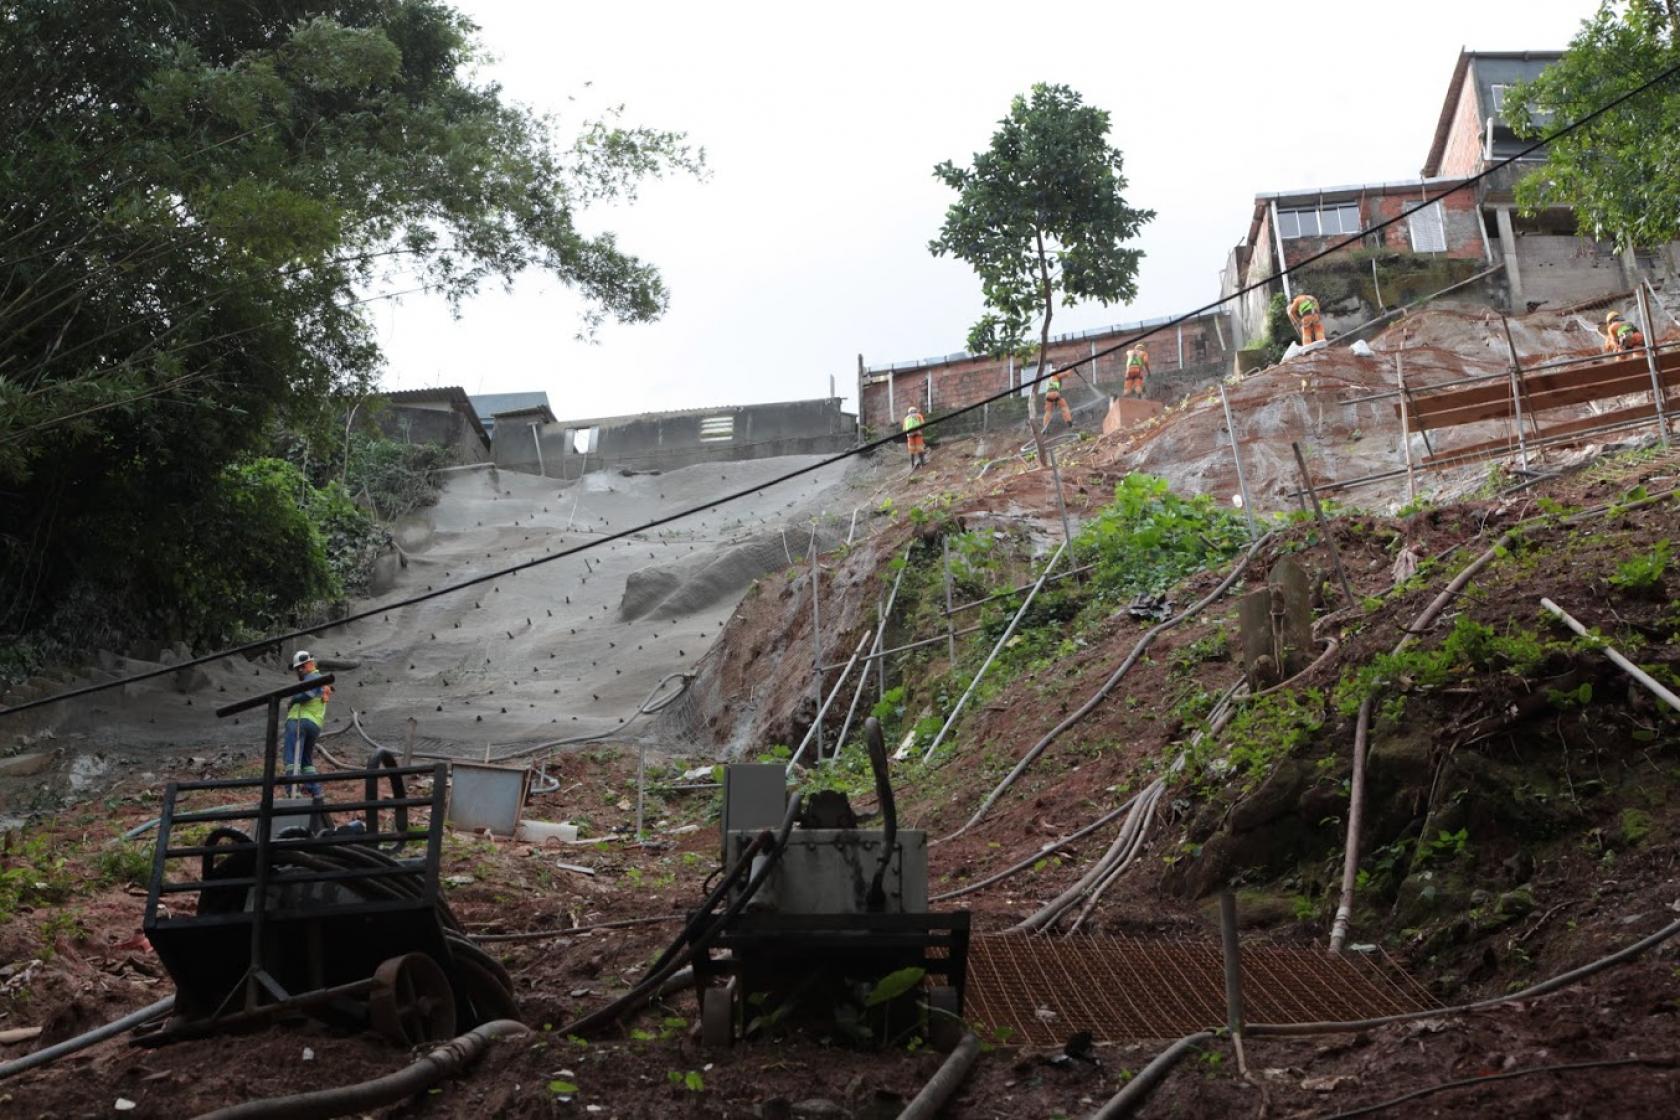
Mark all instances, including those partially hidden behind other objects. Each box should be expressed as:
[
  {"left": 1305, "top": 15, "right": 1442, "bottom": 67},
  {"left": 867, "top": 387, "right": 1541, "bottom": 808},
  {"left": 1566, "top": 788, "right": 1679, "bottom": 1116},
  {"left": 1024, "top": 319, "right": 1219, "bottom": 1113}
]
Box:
[
  {"left": 370, "top": 953, "right": 457, "bottom": 1046},
  {"left": 927, "top": 985, "right": 962, "bottom": 1053},
  {"left": 453, "top": 952, "right": 522, "bottom": 1026},
  {"left": 701, "top": 985, "right": 734, "bottom": 1049}
]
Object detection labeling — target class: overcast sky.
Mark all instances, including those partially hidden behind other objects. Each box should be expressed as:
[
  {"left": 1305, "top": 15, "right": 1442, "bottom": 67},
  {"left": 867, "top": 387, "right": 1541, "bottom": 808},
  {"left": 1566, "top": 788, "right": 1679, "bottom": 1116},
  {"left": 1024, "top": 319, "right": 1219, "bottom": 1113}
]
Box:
[{"left": 375, "top": 0, "right": 1597, "bottom": 419}]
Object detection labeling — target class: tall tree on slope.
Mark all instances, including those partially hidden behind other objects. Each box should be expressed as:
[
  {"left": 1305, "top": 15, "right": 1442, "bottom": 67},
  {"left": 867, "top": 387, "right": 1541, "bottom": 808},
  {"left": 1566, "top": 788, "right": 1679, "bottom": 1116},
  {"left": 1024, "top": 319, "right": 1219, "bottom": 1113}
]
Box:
[
  {"left": 0, "top": 0, "right": 703, "bottom": 647},
  {"left": 929, "top": 83, "right": 1153, "bottom": 420},
  {"left": 1505, "top": 0, "right": 1680, "bottom": 255}
]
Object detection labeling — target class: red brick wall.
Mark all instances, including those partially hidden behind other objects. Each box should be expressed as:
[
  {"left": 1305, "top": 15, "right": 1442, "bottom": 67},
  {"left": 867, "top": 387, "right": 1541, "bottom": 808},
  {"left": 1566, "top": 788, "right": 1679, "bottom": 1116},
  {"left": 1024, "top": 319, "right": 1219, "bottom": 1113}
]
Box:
[
  {"left": 1437, "top": 77, "right": 1485, "bottom": 178},
  {"left": 1365, "top": 186, "right": 1485, "bottom": 260},
  {"left": 858, "top": 316, "right": 1230, "bottom": 431}
]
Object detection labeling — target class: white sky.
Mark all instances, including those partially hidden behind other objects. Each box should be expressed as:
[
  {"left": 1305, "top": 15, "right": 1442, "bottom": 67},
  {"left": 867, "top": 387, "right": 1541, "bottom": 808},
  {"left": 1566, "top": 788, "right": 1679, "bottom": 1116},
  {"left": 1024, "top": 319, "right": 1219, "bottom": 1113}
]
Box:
[{"left": 375, "top": 0, "right": 1596, "bottom": 419}]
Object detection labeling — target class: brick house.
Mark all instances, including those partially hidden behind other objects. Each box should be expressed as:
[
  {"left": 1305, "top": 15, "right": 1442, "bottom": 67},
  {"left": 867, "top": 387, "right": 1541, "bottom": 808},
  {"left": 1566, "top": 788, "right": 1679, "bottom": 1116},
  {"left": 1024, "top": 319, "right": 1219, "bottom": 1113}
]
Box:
[
  {"left": 855, "top": 310, "right": 1233, "bottom": 434},
  {"left": 1423, "top": 49, "right": 1674, "bottom": 310},
  {"left": 1222, "top": 50, "right": 1677, "bottom": 346}
]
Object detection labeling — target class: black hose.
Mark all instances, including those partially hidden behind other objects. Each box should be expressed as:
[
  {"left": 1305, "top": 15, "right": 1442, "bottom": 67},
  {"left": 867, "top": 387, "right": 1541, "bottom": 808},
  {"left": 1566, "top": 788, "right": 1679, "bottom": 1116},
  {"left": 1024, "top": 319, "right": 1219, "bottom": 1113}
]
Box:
[
  {"left": 897, "top": 1032, "right": 982, "bottom": 1120},
  {"left": 1085, "top": 1031, "right": 1216, "bottom": 1120},
  {"left": 559, "top": 791, "right": 803, "bottom": 1037},
  {"left": 189, "top": 1019, "right": 529, "bottom": 1120},
  {"left": 0, "top": 996, "right": 176, "bottom": 1082},
  {"left": 864, "top": 717, "right": 896, "bottom": 912},
  {"left": 1315, "top": 1056, "right": 1678, "bottom": 1120}
]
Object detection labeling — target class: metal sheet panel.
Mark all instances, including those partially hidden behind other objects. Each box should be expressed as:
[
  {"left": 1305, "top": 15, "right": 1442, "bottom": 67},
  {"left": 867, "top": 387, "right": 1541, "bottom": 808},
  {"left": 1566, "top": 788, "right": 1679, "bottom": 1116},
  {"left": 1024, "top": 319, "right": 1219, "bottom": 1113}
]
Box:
[{"left": 447, "top": 762, "right": 529, "bottom": 836}]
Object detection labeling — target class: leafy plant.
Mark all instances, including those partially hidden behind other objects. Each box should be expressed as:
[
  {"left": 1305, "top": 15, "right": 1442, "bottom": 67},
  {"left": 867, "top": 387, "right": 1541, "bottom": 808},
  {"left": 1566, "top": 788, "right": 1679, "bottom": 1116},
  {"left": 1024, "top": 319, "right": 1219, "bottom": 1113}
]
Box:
[
  {"left": 1073, "top": 474, "right": 1248, "bottom": 600},
  {"left": 1609, "top": 539, "right": 1671, "bottom": 592},
  {"left": 865, "top": 966, "right": 927, "bottom": 1007},
  {"left": 667, "top": 1070, "right": 705, "bottom": 1092},
  {"left": 1414, "top": 828, "right": 1469, "bottom": 869}
]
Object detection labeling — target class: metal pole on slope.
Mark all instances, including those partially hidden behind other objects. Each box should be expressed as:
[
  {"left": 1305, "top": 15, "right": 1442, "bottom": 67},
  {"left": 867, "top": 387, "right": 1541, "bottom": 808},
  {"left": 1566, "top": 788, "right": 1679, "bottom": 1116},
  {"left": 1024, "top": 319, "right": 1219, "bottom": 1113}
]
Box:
[
  {"left": 922, "top": 540, "right": 1067, "bottom": 764},
  {"left": 1045, "top": 443, "right": 1074, "bottom": 545},
  {"left": 809, "top": 520, "right": 824, "bottom": 761},
  {"left": 1499, "top": 315, "right": 1533, "bottom": 471},
  {"left": 1218, "top": 892, "right": 1249, "bottom": 1075},
  {"left": 1217, "top": 384, "right": 1258, "bottom": 539},
  {"left": 1635, "top": 284, "right": 1671, "bottom": 448},
  {"left": 942, "top": 534, "right": 957, "bottom": 662},
  {"left": 1395, "top": 354, "right": 1417, "bottom": 506},
  {"left": 835, "top": 550, "right": 911, "bottom": 754},
  {"left": 1290, "top": 442, "right": 1357, "bottom": 608}
]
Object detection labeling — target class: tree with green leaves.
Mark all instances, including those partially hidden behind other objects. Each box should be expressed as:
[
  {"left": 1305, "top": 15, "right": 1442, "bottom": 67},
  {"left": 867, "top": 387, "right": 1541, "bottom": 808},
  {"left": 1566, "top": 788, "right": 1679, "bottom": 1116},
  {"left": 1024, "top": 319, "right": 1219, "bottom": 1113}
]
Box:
[
  {"left": 929, "top": 83, "right": 1153, "bottom": 417},
  {"left": 1505, "top": 1, "right": 1680, "bottom": 252},
  {"left": 0, "top": 0, "right": 702, "bottom": 655}
]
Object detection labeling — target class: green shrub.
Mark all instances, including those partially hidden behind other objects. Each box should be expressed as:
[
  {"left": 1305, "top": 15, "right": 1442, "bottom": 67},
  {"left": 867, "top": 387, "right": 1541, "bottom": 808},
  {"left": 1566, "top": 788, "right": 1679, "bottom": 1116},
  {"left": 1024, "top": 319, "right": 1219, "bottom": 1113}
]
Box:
[
  {"left": 1073, "top": 474, "right": 1248, "bottom": 601},
  {"left": 1609, "top": 540, "right": 1670, "bottom": 592}
]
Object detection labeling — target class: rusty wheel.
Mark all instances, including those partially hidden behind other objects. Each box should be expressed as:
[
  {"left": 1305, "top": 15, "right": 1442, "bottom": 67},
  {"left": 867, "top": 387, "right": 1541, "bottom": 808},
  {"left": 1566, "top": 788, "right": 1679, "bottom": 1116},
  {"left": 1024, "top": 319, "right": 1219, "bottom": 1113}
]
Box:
[{"left": 370, "top": 952, "right": 457, "bottom": 1046}]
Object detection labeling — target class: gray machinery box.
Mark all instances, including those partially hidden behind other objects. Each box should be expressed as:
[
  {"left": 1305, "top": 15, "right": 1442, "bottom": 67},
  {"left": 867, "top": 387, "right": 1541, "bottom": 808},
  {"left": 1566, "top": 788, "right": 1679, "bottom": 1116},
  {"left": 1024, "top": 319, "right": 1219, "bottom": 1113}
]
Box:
[{"left": 724, "top": 828, "right": 928, "bottom": 915}]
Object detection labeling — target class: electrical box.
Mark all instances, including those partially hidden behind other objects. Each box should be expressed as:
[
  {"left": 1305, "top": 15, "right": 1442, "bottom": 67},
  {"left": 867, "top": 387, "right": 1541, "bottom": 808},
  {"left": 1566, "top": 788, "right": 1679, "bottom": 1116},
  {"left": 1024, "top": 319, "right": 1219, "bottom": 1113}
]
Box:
[
  {"left": 720, "top": 764, "right": 787, "bottom": 857},
  {"left": 724, "top": 829, "right": 929, "bottom": 915}
]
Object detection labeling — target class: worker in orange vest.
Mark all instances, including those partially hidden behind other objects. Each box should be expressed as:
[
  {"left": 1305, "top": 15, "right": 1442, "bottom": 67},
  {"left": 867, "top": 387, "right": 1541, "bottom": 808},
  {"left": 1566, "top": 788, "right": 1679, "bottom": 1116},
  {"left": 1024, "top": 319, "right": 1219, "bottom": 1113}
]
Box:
[
  {"left": 902, "top": 406, "right": 927, "bottom": 470},
  {"left": 1040, "top": 372, "right": 1073, "bottom": 434},
  {"left": 1123, "top": 344, "right": 1150, "bottom": 398},
  {"left": 1288, "top": 293, "right": 1325, "bottom": 345},
  {"left": 1603, "top": 310, "right": 1646, "bottom": 354}
]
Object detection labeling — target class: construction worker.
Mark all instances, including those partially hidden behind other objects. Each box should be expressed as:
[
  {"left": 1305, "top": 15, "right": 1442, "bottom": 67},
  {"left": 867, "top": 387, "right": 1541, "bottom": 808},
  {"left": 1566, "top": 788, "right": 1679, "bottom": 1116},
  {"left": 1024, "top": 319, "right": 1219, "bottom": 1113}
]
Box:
[
  {"left": 1040, "top": 372, "right": 1073, "bottom": 433},
  {"left": 282, "top": 650, "right": 332, "bottom": 797},
  {"left": 1123, "top": 344, "right": 1150, "bottom": 398},
  {"left": 1288, "top": 292, "right": 1326, "bottom": 345},
  {"left": 1603, "top": 310, "right": 1646, "bottom": 354},
  {"left": 902, "top": 406, "right": 927, "bottom": 470}
]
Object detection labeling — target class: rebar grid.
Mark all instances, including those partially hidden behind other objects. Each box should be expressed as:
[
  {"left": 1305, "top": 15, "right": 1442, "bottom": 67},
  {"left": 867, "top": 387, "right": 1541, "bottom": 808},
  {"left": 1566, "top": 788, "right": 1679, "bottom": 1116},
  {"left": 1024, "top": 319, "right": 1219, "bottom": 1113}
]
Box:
[{"left": 964, "top": 934, "right": 1436, "bottom": 1046}]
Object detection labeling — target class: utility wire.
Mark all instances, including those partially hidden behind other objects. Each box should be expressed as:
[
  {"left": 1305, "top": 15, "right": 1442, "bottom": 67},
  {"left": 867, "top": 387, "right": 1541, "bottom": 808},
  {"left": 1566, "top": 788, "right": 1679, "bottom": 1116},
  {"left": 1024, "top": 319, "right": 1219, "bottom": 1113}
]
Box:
[{"left": 6, "top": 56, "right": 1680, "bottom": 721}]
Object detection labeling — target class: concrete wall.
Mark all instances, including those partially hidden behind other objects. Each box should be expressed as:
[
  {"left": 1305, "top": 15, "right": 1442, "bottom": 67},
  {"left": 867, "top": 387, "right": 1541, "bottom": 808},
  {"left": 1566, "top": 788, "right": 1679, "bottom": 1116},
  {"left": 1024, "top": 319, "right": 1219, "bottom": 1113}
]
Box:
[
  {"left": 857, "top": 314, "right": 1233, "bottom": 433},
  {"left": 1507, "top": 235, "right": 1634, "bottom": 309},
  {"left": 494, "top": 398, "right": 855, "bottom": 477},
  {"left": 375, "top": 403, "right": 488, "bottom": 464}
]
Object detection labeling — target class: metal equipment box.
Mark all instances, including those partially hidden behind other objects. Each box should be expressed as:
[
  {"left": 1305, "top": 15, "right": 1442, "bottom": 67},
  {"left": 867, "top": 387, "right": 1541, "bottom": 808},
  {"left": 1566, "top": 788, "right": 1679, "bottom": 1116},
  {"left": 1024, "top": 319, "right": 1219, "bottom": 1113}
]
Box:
[{"left": 724, "top": 829, "right": 928, "bottom": 914}]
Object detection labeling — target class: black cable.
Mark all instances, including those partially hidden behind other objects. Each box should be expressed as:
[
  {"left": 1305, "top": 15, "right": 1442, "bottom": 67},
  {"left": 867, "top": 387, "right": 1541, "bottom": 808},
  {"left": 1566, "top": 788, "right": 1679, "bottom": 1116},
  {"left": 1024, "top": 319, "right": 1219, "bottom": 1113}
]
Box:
[
  {"left": 7, "top": 56, "right": 1679, "bottom": 722},
  {"left": 1314, "top": 1056, "right": 1678, "bottom": 1120}
]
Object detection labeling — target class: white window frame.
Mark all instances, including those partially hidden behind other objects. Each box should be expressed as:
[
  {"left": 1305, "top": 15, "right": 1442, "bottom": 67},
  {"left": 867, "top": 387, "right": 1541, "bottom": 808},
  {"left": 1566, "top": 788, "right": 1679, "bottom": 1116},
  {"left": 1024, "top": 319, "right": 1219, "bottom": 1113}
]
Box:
[
  {"left": 1407, "top": 201, "right": 1448, "bottom": 254},
  {"left": 569, "top": 426, "right": 598, "bottom": 454},
  {"left": 1277, "top": 203, "right": 1360, "bottom": 240}
]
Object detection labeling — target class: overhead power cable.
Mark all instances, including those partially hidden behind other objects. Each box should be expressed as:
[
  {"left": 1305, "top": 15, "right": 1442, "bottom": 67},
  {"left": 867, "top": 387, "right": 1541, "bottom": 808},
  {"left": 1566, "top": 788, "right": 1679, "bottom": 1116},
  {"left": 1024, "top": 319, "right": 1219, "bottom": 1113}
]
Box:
[{"left": 6, "top": 56, "right": 1679, "bottom": 721}]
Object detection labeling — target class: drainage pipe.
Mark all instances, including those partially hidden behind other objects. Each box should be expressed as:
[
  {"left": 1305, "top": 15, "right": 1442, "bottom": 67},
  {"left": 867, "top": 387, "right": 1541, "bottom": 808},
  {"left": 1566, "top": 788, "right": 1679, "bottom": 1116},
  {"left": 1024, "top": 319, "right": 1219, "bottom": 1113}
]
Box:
[
  {"left": 897, "top": 1032, "right": 982, "bottom": 1120},
  {"left": 928, "top": 793, "right": 1140, "bottom": 903},
  {"left": 787, "top": 632, "right": 872, "bottom": 772},
  {"left": 949, "top": 533, "right": 1273, "bottom": 840},
  {"left": 922, "top": 540, "right": 1068, "bottom": 764},
  {"left": 1327, "top": 695, "right": 1373, "bottom": 953},
  {"left": 1541, "top": 597, "right": 1680, "bottom": 712},
  {"left": 834, "top": 548, "right": 912, "bottom": 753},
  {"left": 0, "top": 995, "right": 175, "bottom": 1082},
  {"left": 1084, "top": 1030, "right": 1215, "bottom": 1120},
  {"left": 190, "top": 1019, "right": 530, "bottom": 1120}
]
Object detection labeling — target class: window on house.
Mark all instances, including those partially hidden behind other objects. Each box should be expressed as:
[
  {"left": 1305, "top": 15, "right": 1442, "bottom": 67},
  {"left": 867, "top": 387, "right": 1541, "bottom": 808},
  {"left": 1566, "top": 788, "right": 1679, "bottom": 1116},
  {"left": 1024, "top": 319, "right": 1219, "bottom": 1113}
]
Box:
[
  {"left": 699, "top": 416, "right": 735, "bottom": 442},
  {"left": 1490, "top": 84, "right": 1509, "bottom": 115},
  {"left": 1407, "top": 201, "right": 1448, "bottom": 253},
  {"left": 570, "top": 427, "right": 598, "bottom": 454},
  {"left": 1277, "top": 203, "right": 1360, "bottom": 240}
]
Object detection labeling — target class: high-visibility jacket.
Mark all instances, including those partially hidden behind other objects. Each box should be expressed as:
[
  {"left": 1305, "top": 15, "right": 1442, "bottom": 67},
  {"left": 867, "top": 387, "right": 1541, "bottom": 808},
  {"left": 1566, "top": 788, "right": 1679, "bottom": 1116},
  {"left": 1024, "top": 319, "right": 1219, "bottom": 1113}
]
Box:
[
  {"left": 902, "top": 412, "right": 924, "bottom": 432},
  {"left": 1612, "top": 321, "right": 1640, "bottom": 346},
  {"left": 1292, "top": 295, "right": 1319, "bottom": 319},
  {"left": 286, "top": 673, "right": 330, "bottom": 727},
  {"left": 1126, "top": 350, "right": 1148, "bottom": 370},
  {"left": 1045, "top": 377, "right": 1062, "bottom": 393}
]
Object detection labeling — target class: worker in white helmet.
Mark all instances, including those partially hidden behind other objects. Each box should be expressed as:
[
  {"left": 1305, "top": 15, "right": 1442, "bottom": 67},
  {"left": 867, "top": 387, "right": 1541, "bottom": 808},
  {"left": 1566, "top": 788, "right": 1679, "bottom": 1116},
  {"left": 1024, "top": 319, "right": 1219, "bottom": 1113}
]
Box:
[{"left": 283, "top": 650, "right": 332, "bottom": 797}]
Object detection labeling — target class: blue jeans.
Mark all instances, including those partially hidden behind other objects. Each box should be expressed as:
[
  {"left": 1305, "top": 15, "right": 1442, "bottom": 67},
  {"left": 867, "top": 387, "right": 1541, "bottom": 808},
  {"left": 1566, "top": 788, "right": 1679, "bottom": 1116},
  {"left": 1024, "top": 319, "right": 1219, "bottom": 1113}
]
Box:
[{"left": 282, "top": 719, "right": 322, "bottom": 796}]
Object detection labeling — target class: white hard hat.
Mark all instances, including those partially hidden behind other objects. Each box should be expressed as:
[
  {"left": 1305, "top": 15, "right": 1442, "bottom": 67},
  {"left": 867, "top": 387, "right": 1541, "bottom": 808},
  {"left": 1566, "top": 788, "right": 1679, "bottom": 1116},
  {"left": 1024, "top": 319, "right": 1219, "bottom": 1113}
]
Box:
[{"left": 291, "top": 650, "right": 314, "bottom": 669}]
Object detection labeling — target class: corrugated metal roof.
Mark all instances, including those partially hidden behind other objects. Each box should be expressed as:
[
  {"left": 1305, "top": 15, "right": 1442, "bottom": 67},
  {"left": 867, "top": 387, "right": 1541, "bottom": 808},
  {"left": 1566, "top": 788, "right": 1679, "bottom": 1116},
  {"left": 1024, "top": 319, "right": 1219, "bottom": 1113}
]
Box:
[
  {"left": 382, "top": 386, "right": 489, "bottom": 445},
  {"left": 468, "top": 391, "right": 552, "bottom": 423}
]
